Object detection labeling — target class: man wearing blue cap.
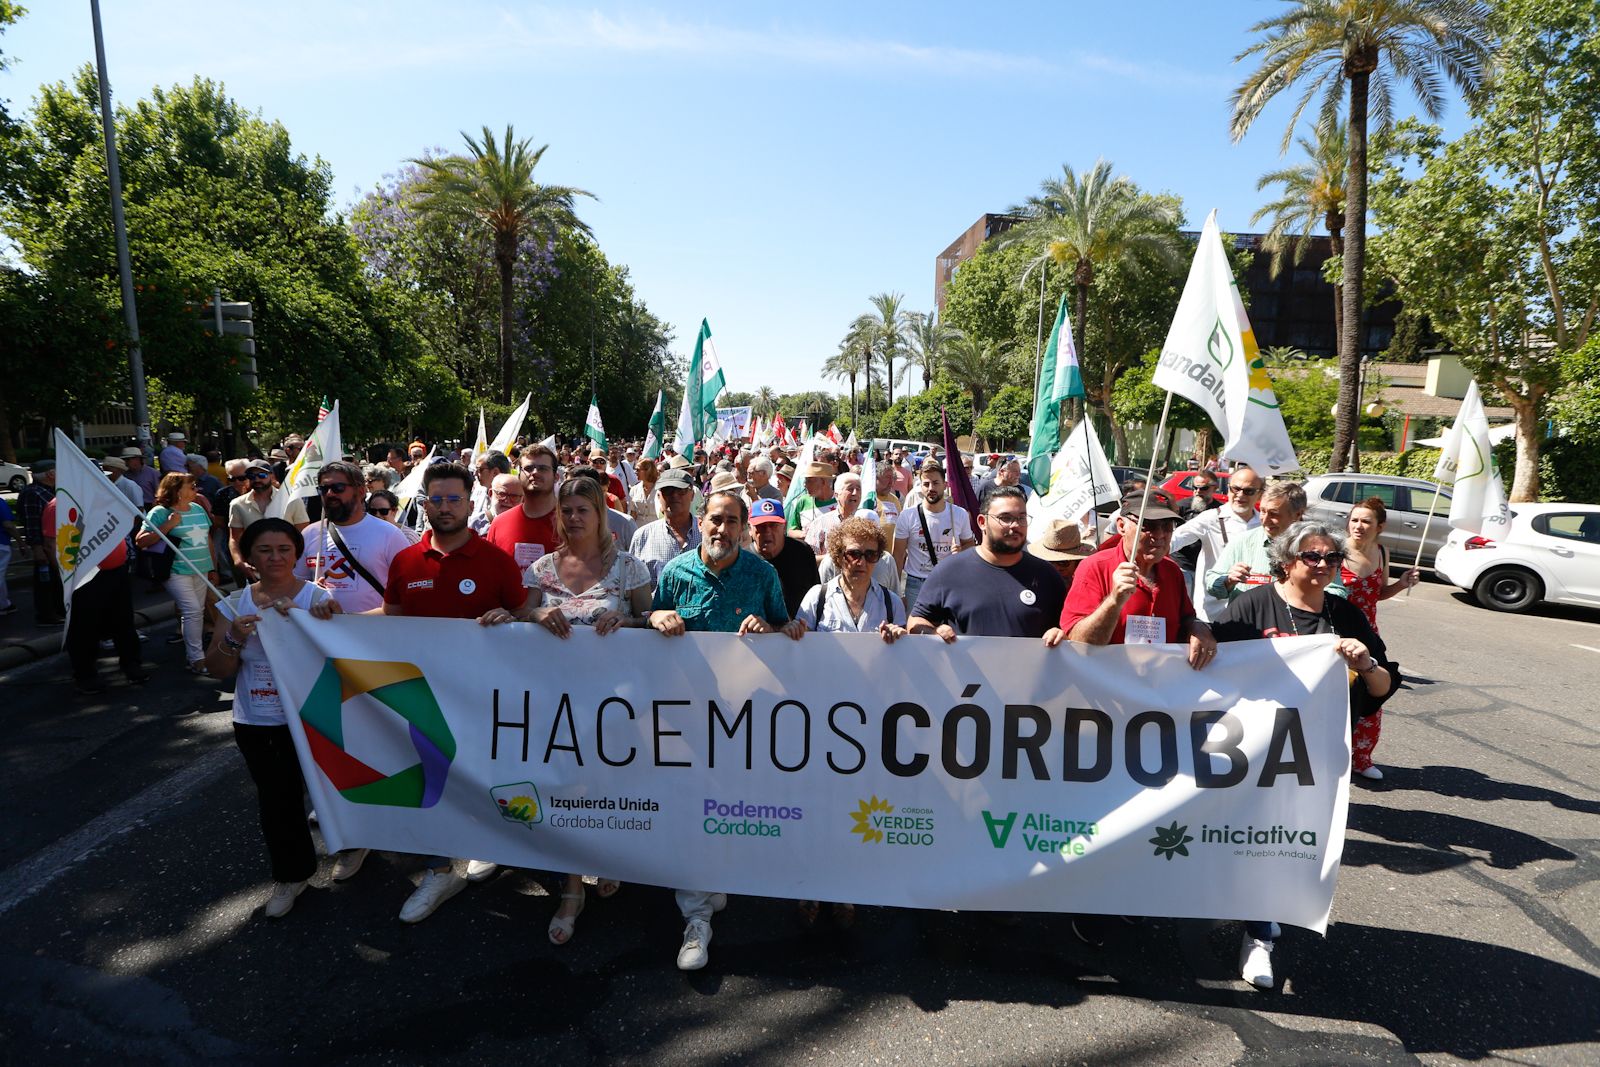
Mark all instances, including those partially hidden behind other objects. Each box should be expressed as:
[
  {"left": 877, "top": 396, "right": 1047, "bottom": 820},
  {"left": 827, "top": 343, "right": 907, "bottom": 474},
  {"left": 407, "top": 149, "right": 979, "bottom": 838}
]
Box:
[{"left": 750, "top": 496, "right": 820, "bottom": 618}]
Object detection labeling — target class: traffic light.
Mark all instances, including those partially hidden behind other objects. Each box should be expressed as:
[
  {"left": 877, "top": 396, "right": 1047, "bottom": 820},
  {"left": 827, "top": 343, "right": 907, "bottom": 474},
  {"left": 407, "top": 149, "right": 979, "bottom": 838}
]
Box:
[{"left": 195, "top": 298, "right": 257, "bottom": 389}]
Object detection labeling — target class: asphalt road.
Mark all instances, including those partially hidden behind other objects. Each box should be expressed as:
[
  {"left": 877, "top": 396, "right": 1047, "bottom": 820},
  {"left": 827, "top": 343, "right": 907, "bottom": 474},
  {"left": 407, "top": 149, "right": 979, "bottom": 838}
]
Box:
[{"left": 1, "top": 581, "right": 1597, "bottom": 1066}]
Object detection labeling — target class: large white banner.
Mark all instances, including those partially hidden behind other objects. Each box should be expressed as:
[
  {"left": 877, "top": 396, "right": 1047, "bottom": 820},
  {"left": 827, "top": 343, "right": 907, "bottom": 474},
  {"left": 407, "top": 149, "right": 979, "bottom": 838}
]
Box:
[{"left": 257, "top": 616, "right": 1352, "bottom": 932}]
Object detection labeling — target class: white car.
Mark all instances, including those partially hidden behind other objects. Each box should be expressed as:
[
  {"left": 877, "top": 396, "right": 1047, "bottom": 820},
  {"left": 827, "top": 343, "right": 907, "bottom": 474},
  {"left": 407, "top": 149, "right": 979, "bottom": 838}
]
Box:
[
  {"left": 0, "top": 461, "right": 30, "bottom": 493},
  {"left": 1434, "top": 502, "right": 1600, "bottom": 612}
]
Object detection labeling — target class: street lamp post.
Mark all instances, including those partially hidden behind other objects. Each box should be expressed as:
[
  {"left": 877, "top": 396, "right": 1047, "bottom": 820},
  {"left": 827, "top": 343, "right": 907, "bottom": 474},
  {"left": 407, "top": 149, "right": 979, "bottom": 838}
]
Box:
[{"left": 89, "top": 0, "right": 151, "bottom": 459}]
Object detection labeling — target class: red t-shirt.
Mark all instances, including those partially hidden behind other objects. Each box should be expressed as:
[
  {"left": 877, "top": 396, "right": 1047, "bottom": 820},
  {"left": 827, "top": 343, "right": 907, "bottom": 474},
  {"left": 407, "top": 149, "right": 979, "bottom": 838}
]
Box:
[
  {"left": 485, "top": 501, "right": 560, "bottom": 573},
  {"left": 606, "top": 474, "right": 626, "bottom": 501},
  {"left": 384, "top": 530, "right": 527, "bottom": 618},
  {"left": 1060, "top": 550, "right": 1194, "bottom": 644}
]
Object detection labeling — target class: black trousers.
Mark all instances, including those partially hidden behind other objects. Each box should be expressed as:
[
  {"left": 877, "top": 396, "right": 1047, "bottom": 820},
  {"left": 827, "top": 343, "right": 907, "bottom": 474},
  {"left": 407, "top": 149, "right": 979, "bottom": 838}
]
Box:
[
  {"left": 33, "top": 554, "right": 65, "bottom": 621},
  {"left": 232, "top": 722, "right": 318, "bottom": 884},
  {"left": 65, "top": 562, "right": 142, "bottom": 679}
]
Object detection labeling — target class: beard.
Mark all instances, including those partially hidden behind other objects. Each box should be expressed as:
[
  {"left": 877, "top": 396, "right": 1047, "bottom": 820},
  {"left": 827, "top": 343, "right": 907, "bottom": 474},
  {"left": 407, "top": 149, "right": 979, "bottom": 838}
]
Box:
[
  {"left": 704, "top": 538, "right": 737, "bottom": 564},
  {"left": 429, "top": 509, "right": 467, "bottom": 534},
  {"left": 323, "top": 496, "right": 354, "bottom": 523},
  {"left": 988, "top": 530, "right": 1025, "bottom": 554}
]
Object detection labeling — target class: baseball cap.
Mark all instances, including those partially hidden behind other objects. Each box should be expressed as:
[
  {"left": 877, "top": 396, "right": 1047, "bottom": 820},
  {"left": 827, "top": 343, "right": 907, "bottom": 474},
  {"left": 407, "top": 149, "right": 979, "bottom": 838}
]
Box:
[
  {"left": 749, "top": 497, "right": 785, "bottom": 525},
  {"left": 32, "top": 459, "right": 56, "bottom": 473},
  {"left": 655, "top": 468, "right": 695, "bottom": 492},
  {"left": 1121, "top": 487, "right": 1182, "bottom": 522}
]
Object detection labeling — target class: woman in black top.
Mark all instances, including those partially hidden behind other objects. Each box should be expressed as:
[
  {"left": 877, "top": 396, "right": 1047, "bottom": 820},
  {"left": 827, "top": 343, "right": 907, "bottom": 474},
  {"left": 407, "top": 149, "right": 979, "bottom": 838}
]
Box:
[{"left": 1210, "top": 520, "right": 1402, "bottom": 991}]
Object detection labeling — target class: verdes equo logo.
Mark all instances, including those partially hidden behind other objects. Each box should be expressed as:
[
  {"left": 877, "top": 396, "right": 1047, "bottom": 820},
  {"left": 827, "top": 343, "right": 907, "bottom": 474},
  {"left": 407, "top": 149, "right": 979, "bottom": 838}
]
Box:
[{"left": 300, "top": 658, "right": 455, "bottom": 808}]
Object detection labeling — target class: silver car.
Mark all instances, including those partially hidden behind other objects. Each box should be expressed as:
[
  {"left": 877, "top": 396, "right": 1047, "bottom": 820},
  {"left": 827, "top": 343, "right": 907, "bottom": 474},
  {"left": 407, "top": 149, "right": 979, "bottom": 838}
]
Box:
[{"left": 1302, "top": 473, "right": 1454, "bottom": 569}]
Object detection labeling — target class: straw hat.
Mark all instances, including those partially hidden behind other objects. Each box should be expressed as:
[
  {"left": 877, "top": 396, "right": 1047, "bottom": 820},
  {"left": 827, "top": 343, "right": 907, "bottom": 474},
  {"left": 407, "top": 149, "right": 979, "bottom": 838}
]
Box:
[{"left": 1027, "top": 519, "right": 1095, "bottom": 562}]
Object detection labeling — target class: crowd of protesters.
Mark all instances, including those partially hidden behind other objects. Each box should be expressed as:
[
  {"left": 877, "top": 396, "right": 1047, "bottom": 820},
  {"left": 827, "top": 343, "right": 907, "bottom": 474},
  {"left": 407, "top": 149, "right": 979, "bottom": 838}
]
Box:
[{"left": 13, "top": 423, "right": 1412, "bottom": 991}]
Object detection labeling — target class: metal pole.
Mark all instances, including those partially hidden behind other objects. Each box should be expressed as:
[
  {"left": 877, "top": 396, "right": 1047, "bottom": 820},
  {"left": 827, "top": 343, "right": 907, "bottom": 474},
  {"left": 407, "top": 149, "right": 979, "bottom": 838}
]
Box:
[
  {"left": 90, "top": 0, "right": 151, "bottom": 459},
  {"left": 215, "top": 287, "right": 234, "bottom": 455},
  {"left": 1032, "top": 263, "right": 1048, "bottom": 400}
]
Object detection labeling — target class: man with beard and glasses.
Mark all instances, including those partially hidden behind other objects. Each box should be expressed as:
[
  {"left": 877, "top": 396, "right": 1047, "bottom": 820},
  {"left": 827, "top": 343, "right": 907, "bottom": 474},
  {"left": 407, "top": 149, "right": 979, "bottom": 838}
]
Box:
[
  {"left": 649, "top": 488, "right": 803, "bottom": 972},
  {"left": 907, "top": 486, "right": 1066, "bottom": 644}
]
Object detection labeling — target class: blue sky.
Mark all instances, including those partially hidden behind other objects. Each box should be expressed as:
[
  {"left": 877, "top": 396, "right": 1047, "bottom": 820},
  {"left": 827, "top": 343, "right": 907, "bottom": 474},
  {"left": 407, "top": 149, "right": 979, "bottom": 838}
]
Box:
[{"left": 5, "top": 2, "right": 1465, "bottom": 398}]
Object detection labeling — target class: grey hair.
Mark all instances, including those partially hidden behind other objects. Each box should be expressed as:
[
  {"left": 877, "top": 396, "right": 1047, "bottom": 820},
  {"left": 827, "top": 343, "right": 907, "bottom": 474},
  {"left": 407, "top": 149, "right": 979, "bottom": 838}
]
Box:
[
  {"left": 834, "top": 471, "right": 861, "bottom": 493},
  {"left": 1261, "top": 480, "right": 1307, "bottom": 514},
  {"left": 748, "top": 456, "right": 774, "bottom": 477},
  {"left": 1268, "top": 521, "right": 1347, "bottom": 579},
  {"left": 224, "top": 458, "right": 249, "bottom": 476},
  {"left": 363, "top": 465, "right": 393, "bottom": 488}
]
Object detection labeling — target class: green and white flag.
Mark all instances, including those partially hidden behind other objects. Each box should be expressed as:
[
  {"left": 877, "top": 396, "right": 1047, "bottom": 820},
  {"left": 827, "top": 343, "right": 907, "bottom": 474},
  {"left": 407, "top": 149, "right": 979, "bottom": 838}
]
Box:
[
  {"left": 642, "top": 390, "right": 667, "bottom": 459},
  {"left": 675, "top": 320, "right": 713, "bottom": 453},
  {"left": 1026, "top": 294, "right": 1087, "bottom": 489},
  {"left": 269, "top": 400, "right": 341, "bottom": 516},
  {"left": 584, "top": 395, "right": 608, "bottom": 452},
  {"left": 1152, "top": 211, "right": 1298, "bottom": 475},
  {"left": 699, "top": 320, "right": 725, "bottom": 434},
  {"left": 1438, "top": 380, "right": 1512, "bottom": 537}
]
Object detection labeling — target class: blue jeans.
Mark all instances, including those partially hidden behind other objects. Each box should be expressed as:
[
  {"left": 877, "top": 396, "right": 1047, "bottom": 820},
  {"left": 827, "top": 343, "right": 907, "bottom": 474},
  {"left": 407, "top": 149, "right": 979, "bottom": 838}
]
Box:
[
  {"left": 903, "top": 574, "right": 928, "bottom": 616},
  {"left": 1246, "top": 920, "right": 1276, "bottom": 942}
]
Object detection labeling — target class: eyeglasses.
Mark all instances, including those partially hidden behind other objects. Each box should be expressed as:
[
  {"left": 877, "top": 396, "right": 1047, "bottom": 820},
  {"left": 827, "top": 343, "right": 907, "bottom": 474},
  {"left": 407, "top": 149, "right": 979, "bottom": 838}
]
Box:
[
  {"left": 492, "top": 490, "right": 523, "bottom": 500},
  {"left": 521, "top": 464, "right": 554, "bottom": 475},
  {"left": 985, "top": 513, "right": 1027, "bottom": 527},
  {"left": 1229, "top": 485, "right": 1262, "bottom": 496},
  {"left": 317, "top": 483, "right": 353, "bottom": 495},
  {"left": 368, "top": 507, "right": 393, "bottom": 517},
  {"left": 230, "top": 475, "right": 250, "bottom": 482},
  {"left": 1297, "top": 550, "right": 1346, "bottom": 568},
  {"left": 843, "top": 548, "right": 881, "bottom": 563}
]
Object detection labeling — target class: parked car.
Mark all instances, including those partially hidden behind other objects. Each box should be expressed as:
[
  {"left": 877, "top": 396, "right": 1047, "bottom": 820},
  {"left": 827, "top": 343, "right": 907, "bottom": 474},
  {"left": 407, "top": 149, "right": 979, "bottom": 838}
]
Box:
[
  {"left": 0, "top": 461, "right": 30, "bottom": 493},
  {"left": 1159, "top": 470, "right": 1230, "bottom": 506},
  {"left": 1302, "top": 473, "right": 1453, "bottom": 569},
  {"left": 1435, "top": 503, "right": 1600, "bottom": 613}
]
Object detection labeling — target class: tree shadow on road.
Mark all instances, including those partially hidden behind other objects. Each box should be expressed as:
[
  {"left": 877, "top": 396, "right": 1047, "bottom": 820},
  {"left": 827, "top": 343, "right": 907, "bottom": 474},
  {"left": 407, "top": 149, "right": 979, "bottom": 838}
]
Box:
[{"left": 1368, "top": 764, "right": 1600, "bottom": 816}]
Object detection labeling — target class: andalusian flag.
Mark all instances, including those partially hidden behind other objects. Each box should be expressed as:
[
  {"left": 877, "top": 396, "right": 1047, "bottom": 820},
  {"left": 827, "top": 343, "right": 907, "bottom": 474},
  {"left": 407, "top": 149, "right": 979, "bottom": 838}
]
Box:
[
  {"left": 674, "top": 320, "right": 709, "bottom": 452},
  {"left": 1438, "top": 380, "right": 1512, "bottom": 538},
  {"left": 698, "top": 320, "right": 725, "bottom": 434},
  {"left": 1026, "top": 294, "right": 1086, "bottom": 491},
  {"left": 642, "top": 390, "right": 666, "bottom": 459},
  {"left": 584, "top": 395, "right": 608, "bottom": 452},
  {"left": 1152, "top": 211, "right": 1298, "bottom": 474}
]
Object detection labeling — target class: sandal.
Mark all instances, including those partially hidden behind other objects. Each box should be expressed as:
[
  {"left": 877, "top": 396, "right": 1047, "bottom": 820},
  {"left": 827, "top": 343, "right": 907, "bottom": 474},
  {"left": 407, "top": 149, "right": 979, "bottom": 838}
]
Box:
[
  {"left": 548, "top": 891, "right": 585, "bottom": 946},
  {"left": 796, "top": 899, "right": 820, "bottom": 927},
  {"left": 595, "top": 878, "right": 622, "bottom": 899}
]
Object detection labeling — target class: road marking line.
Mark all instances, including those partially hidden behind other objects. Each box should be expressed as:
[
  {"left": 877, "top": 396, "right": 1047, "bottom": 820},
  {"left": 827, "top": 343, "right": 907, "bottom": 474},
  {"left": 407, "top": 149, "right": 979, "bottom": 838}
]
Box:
[
  {"left": 1572, "top": 644, "right": 1600, "bottom": 654},
  {"left": 0, "top": 744, "right": 236, "bottom": 918}
]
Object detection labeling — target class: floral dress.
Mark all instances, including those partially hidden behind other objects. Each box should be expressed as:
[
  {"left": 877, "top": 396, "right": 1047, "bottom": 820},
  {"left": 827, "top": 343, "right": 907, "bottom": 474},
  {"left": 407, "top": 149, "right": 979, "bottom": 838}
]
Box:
[
  {"left": 1340, "top": 549, "right": 1387, "bottom": 770},
  {"left": 528, "top": 549, "right": 652, "bottom": 625}
]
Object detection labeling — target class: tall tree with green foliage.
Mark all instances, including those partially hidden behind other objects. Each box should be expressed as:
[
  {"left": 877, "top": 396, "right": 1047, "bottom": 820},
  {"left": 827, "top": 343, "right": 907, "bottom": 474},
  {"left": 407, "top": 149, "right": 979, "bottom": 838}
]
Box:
[
  {"left": 857, "top": 292, "right": 912, "bottom": 406},
  {"left": 1253, "top": 118, "right": 1349, "bottom": 345},
  {"left": 823, "top": 343, "right": 869, "bottom": 424},
  {"left": 940, "top": 335, "right": 1015, "bottom": 424},
  {"left": 1368, "top": 0, "right": 1600, "bottom": 500},
  {"left": 902, "top": 311, "right": 961, "bottom": 394},
  {"left": 410, "top": 126, "right": 593, "bottom": 403},
  {"left": 1231, "top": 0, "right": 1495, "bottom": 473}
]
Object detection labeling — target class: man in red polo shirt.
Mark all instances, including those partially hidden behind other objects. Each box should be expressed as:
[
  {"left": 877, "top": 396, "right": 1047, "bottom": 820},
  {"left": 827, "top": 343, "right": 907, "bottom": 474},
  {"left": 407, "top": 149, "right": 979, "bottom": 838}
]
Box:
[
  {"left": 485, "top": 442, "right": 560, "bottom": 580},
  {"left": 1062, "top": 488, "right": 1216, "bottom": 668},
  {"left": 373, "top": 461, "right": 532, "bottom": 921}
]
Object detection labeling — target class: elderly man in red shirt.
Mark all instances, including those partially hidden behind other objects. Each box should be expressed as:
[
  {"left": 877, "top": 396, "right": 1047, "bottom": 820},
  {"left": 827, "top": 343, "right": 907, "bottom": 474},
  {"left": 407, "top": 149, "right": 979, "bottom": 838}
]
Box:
[{"left": 1061, "top": 488, "right": 1217, "bottom": 668}]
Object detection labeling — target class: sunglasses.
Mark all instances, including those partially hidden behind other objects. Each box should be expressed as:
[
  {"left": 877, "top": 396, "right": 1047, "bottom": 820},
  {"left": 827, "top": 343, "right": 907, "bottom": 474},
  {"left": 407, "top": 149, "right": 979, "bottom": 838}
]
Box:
[
  {"left": 248, "top": 472, "right": 271, "bottom": 480},
  {"left": 427, "top": 494, "right": 466, "bottom": 506},
  {"left": 1229, "top": 485, "right": 1262, "bottom": 495},
  {"left": 317, "top": 483, "right": 353, "bottom": 495},
  {"left": 1298, "top": 550, "right": 1346, "bottom": 567},
  {"left": 368, "top": 507, "right": 393, "bottom": 517},
  {"left": 230, "top": 475, "right": 250, "bottom": 482},
  {"left": 843, "top": 548, "right": 881, "bottom": 563}
]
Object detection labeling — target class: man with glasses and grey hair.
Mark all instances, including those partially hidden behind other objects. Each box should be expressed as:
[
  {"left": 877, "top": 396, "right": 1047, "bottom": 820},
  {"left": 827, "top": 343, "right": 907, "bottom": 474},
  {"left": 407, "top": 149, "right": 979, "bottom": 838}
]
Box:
[
  {"left": 1204, "top": 480, "right": 1343, "bottom": 608},
  {"left": 1170, "top": 465, "right": 1265, "bottom": 621}
]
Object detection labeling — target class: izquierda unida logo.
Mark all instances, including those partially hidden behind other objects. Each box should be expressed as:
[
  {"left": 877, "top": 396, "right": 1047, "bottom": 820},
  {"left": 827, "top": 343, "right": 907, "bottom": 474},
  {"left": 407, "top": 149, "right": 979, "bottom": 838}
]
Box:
[
  {"left": 983, "top": 810, "right": 1097, "bottom": 858},
  {"left": 702, "top": 798, "right": 802, "bottom": 838},
  {"left": 849, "top": 795, "right": 935, "bottom": 847}
]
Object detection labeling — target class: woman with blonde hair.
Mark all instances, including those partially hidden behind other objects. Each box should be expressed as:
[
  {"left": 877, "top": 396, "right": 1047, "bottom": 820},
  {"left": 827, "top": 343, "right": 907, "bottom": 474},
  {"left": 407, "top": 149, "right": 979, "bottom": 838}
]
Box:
[
  {"left": 523, "top": 474, "right": 655, "bottom": 944},
  {"left": 627, "top": 457, "right": 660, "bottom": 525},
  {"left": 136, "top": 472, "right": 216, "bottom": 673}
]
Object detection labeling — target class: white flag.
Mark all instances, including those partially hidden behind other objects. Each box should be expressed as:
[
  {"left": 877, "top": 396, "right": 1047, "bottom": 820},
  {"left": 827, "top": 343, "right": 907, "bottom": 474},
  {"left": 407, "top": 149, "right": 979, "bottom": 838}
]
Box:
[
  {"left": 861, "top": 447, "right": 878, "bottom": 508},
  {"left": 1440, "top": 380, "right": 1512, "bottom": 537},
  {"left": 474, "top": 408, "right": 489, "bottom": 455},
  {"left": 268, "top": 401, "right": 341, "bottom": 517},
  {"left": 536, "top": 434, "right": 557, "bottom": 451},
  {"left": 1032, "top": 418, "right": 1121, "bottom": 527},
  {"left": 393, "top": 446, "right": 436, "bottom": 501},
  {"left": 1152, "top": 212, "right": 1298, "bottom": 475},
  {"left": 52, "top": 429, "right": 145, "bottom": 602},
  {"left": 490, "top": 394, "right": 532, "bottom": 454}
]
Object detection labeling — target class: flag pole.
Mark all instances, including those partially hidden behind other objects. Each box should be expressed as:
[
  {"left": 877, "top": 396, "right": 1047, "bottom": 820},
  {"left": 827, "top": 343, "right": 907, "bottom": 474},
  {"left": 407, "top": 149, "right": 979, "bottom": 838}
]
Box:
[
  {"left": 1127, "top": 391, "right": 1175, "bottom": 562},
  {"left": 1084, "top": 418, "right": 1102, "bottom": 544},
  {"left": 1032, "top": 263, "right": 1048, "bottom": 401},
  {"left": 1406, "top": 484, "right": 1444, "bottom": 597}
]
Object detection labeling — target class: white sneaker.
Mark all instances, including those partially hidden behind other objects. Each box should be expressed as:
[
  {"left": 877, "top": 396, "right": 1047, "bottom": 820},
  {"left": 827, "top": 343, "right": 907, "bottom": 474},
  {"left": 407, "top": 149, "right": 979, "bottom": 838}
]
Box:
[
  {"left": 330, "top": 848, "right": 369, "bottom": 882},
  {"left": 1239, "top": 933, "right": 1275, "bottom": 989},
  {"left": 1357, "top": 765, "right": 1384, "bottom": 780},
  {"left": 708, "top": 892, "right": 728, "bottom": 913},
  {"left": 399, "top": 868, "right": 467, "bottom": 923},
  {"left": 464, "top": 860, "right": 498, "bottom": 882},
  {"left": 264, "top": 880, "right": 307, "bottom": 919},
  {"left": 677, "top": 918, "right": 712, "bottom": 971}
]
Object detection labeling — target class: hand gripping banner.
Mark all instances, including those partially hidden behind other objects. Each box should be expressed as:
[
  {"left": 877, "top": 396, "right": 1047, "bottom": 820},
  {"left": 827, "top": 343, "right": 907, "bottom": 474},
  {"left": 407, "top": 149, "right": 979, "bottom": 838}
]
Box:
[{"left": 258, "top": 615, "right": 1352, "bottom": 932}]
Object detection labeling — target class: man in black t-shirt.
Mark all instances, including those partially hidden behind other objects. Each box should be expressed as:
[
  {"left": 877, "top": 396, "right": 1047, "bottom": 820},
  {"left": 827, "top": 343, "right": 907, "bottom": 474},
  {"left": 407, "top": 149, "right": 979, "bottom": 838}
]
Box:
[
  {"left": 908, "top": 485, "right": 1066, "bottom": 643},
  {"left": 750, "top": 497, "right": 820, "bottom": 618}
]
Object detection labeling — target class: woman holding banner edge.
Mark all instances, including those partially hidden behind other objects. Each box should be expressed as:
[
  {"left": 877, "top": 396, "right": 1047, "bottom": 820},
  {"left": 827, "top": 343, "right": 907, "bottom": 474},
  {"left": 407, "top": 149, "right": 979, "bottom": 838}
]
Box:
[{"left": 1210, "top": 520, "right": 1400, "bottom": 989}]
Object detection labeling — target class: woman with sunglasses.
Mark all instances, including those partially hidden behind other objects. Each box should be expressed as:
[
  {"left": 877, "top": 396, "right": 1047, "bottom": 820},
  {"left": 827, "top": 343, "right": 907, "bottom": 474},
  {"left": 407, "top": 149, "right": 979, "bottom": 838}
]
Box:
[
  {"left": 364, "top": 489, "right": 420, "bottom": 544},
  {"left": 1211, "top": 520, "right": 1401, "bottom": 990},
  {"left": 791, "top": 515, "right": 908, "bottom": 928}
]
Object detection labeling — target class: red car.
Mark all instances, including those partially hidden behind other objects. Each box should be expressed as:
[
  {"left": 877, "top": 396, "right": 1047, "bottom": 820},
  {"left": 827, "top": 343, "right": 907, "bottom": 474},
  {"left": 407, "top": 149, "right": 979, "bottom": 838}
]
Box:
[{"left": 1159, "top": 470, "right": 1230, "bottom": 506}]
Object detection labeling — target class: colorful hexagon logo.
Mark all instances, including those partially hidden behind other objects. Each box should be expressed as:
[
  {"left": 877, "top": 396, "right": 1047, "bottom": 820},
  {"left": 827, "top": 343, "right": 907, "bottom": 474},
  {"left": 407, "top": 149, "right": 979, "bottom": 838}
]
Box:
[{"left": 299, "top": 658, "right": 454, "bottom": 808}]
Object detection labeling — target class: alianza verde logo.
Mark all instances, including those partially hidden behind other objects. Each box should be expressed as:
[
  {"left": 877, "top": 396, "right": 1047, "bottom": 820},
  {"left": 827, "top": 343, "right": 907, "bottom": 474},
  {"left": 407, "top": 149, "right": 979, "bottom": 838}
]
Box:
[
  {"left": 300, "top": 658, "right": 455, "bottom": 808},
  {"left": 1149, "top": 821, "right": 1194, "bottom": 860}
]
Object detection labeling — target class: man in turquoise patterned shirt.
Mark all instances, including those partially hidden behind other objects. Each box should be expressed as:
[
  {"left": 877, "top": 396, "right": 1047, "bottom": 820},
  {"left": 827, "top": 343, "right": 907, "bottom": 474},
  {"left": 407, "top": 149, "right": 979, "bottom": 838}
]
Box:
[{"left": 648, "top": 487, "right": 803, "bottom": 973}]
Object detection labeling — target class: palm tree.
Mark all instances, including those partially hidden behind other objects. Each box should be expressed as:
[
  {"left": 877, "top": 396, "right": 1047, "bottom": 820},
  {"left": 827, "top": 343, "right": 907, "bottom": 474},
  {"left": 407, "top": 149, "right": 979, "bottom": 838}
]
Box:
[
  {"left": 844, "top": 313, "right": 881, "bottom": 415},
  {"left": 411, "top": 125, "right": 595, "bottom": 402},
  {"left": 861, "top": 292, "right": 912, "bottom": 406},
  {"left": 941, "top": 335, "right": 1014, "bottom": 432},
  {"left": 903, "top": 311, "right": 961, "bottom": 394},
  {"left": 1231, "top": 0, "right": 1494, "bottom": 470},
  {"left": 1253, "top": 119, "right": 1349, "bottom": 350},
  {"left": 753, "top": 386, "right": 777, "bottom": 416},
  {"left": 823, "top": 344, "right": 869, "bottom": 425},
  {"left": 1003, "top": 159, "right": 1185, "bottom": 375}
]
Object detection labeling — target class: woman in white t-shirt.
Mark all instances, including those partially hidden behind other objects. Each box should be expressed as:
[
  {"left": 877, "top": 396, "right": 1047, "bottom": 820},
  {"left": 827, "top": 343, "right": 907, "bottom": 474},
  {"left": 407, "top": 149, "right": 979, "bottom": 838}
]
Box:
[
  {"left": 524, "top": 476, "right": 654, "bottom": 945},
  {"left": 203, "top": 518, "right": 341, "bottom": 920}
]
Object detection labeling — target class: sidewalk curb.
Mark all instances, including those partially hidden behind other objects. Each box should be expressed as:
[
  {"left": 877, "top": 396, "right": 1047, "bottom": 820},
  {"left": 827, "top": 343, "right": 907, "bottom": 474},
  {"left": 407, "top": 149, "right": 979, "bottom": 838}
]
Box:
[{"left": 0, "top": 600, "right": 179, "bottom": 671}]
